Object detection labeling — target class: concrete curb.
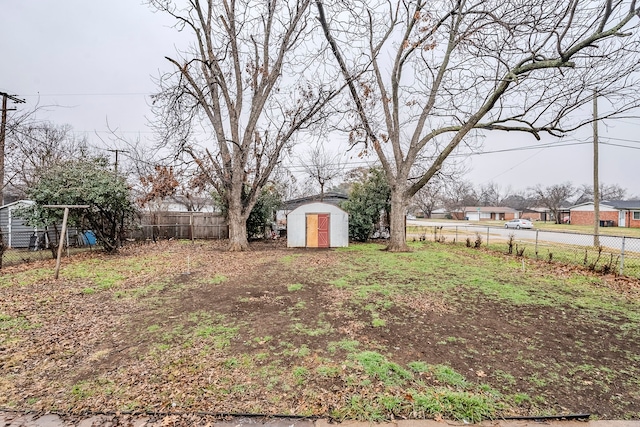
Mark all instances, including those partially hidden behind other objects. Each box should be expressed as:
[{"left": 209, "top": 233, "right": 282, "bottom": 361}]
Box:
[{"left": 2, "top": 412, "right": 639, "bottom": 427}]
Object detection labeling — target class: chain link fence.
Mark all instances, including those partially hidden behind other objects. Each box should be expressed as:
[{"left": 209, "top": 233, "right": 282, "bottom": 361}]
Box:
[
  {"left": 407, "top": 224, "right": 640, "bottom": 279},
  {"left": 1, "top": 212, "right": 230, "bottom": 269},
  {"left": 6, "top": 217, "right": 639, "bottom": 280},
  {"left": 0, "top": 227, "right": 96, "bottom": 268}
]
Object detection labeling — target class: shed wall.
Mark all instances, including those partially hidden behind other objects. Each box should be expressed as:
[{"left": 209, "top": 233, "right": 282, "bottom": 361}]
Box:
[{"left": 1, "top": 203, "right": 38, "bottom": 248}]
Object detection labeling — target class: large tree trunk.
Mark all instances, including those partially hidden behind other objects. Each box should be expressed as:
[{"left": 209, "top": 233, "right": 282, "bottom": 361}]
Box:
[
  {"left": 386, "top": 190, "right": 410, "bottom": 252},
  {"left": 227, "top": 211, "right": 249, "bottom": 251},
  {"left": 226, "top": 189, "right": 249, "bottom": 251}
]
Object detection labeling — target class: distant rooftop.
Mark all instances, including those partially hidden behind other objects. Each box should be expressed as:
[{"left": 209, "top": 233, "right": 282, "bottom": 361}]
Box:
[
  {"left": 456, "top": 206, "right": 519, "bottom": 213},
  {"left": 604, "top": 200, "right": 640, "bottom": 210}
]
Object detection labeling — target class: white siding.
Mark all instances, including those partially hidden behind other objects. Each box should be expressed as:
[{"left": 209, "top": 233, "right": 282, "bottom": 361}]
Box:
[
  {"left": 467, "top": 212, "right": 481, "bottom": 221},
  {"left": 286, "top": 202, "right": 349, "bottom": 248},
  {"left": 0, "top": 200, "right": 37, "bottom": 248}
]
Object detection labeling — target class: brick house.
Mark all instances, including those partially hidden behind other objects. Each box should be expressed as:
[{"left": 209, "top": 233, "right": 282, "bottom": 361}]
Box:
[
  {"left": 569, "top": 200, "right": 640, "bottom": 228},
  {"left": 520, "top": 207, "right": 553, "bottom": 222},
  {"left": 451, "top": 206, "right": 519, "bottom": 221}
]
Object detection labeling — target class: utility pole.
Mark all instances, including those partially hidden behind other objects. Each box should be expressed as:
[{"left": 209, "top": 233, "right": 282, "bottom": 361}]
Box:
[
  {"left": 0, "top": 91, "right": 25, "bottom": 205},
  {"left": 593, "top": 90, "right": 600, "bottom": 248},
  {"left": 107, "top": 149, "right": 129, "bottom": 177}
]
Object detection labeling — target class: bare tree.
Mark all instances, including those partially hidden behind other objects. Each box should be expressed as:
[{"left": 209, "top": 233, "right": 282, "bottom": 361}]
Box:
[
  {"left": 4, "top": 120, "right": 91, "bottom": 199},
  {"left": 175, "top": 170, "right": 214, "bottom": 212},
  {"left": 316, "top": 0, "right": 640, "bottom": 250},
  {"left": 501, "top": 191, "right": 534, "bottom": 211},
  {"left": 478, "top": 182, "right": 513, "bottom": 207},
  {"left": 574, "top": 182, "right": 628, "bottom": 204},
  {"left": 441, "top": 180, "right": 478, "bottom": 213},
  {"left": 120, "top": 142, "right": 215, "bottom": 212},
  {"left": 530, "top": 182, "right": 576, "bottom": 224},
  {"left": 149, "top": 0, "right": 337, "bottom": 251},
  {"left": 412, "top": 177, "right": 444, "bottom": 218},
  {"left": 300, "top": 143, "right": 344, "bottom": 200}
]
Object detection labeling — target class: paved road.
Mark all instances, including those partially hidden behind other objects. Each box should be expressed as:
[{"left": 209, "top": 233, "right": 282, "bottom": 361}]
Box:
[{"left": 407, "top": 220, "right": 640, "bottom": 254}]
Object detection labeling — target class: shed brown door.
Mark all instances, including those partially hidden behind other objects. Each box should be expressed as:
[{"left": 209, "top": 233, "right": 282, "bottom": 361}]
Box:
[
  {"left": 306, "top": 214, "right": 318, "bottom": 247},
  {"left": 317, "top": 214, "right": 329, "bottom": 248}
]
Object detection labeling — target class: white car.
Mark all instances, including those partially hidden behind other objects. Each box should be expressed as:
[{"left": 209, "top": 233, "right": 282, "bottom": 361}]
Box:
[{"left": 504, "top": 219, "right": 533, "bottom": 229}]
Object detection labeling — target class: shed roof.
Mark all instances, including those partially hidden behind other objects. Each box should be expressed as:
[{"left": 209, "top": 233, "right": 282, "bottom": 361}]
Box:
[
  {"left": 458, "top": 206, "right": 519, "bottom": 213},
  {"left": 522, "top": 207, "right": 551, "bottom": 213},
  {"left": 0, "top": 200, "right": 34, "bottom": 210},
  {"left": 287, "top": 201, "right": 348, "bottom": 216},
  {"left": 283, "top": 192, "right": 348, "bottom": 211}
]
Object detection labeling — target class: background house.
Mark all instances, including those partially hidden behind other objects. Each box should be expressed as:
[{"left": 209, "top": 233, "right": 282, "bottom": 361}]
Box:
[
  {"left": 429, "top": 208, "right": 450, "bottom": 219},
  {"left": 146, "top": 195, "right": 217, "bottom": 213},
  {"left": 569, "top": 200, "right": 640, "bottom": 228},
  {"left": 451, "top": 206, "right": 519, "bottom": 221},
  {"left": 520, "top": 207, "right": 552, "bottom": 222}
]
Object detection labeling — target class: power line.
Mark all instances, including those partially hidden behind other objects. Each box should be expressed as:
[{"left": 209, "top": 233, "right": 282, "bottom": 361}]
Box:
[
  {"left": 484, "top": 149, "right": 545, "bottom": 183},
  {"left": 22, "top": 92, "right": 152, "bottom": 97},
  {"left": 106, "top": 149, "right": 130, "bottom": 176},
  {"left": 601, "top": 136, "right": 640, "bottom": 144},
  {"left": 71, "top": 130, "right": 155, "bottom": 135},
  {"left": 16, "top": 130, "right": 630, "bottom": 173},
  {"left": 283, "top": 140, "right": 592, "bottom": 171},
  {"left": 103, "top": 138, "right": 595, "bottom": 173},
  {"left": 600, "top": 141, "right": 640, "bottom": 150},
  {"left": 452, "top": 140, "right": 591, "bottom": 156}
]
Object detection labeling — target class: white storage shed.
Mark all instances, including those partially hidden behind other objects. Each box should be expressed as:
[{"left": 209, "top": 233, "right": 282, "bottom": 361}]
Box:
[
  {"left": 0, "top": 200, "right": 36, "bottom": 248},
  {"left": 287, "top": 202, "right": 348, "bottom": 248}
]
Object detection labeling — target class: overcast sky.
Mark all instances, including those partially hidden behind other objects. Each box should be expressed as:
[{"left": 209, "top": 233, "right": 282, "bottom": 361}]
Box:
[{"left": 2, "top": 1, "right": 639, "bottom": 198}]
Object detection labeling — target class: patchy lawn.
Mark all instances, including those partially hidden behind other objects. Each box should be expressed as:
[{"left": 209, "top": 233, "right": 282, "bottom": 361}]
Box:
[{"left": 1, "top": 240, "right": 639, "bottom": 421}]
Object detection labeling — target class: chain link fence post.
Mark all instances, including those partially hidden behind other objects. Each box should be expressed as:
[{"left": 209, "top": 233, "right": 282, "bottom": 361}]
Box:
[
  {"left": 535, "top": 230, "right": 539, "bottom": 259},
  {"left": 486, "top": 227, "right": 490, "bottom": 246},
  {"left": 619, "top": 236, "right": 626, "bottom": 276}
]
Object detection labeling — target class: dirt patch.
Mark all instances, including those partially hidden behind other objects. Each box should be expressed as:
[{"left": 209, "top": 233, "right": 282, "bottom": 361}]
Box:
[{"left": 1, "top": 241, "right": 639, "bottom": 420}]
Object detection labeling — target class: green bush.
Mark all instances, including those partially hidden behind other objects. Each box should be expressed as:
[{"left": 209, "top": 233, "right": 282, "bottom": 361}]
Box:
[
  {"left": 341, "top": 168, "right": 390, "bottom": 241},
  {"left": 22, "top": 158, "right": 135, "bottom": 253}
]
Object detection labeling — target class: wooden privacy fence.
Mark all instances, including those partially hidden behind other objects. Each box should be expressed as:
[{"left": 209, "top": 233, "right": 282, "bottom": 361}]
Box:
[{"left": 137, "top": 211, "right": 228, "bottom": 240}]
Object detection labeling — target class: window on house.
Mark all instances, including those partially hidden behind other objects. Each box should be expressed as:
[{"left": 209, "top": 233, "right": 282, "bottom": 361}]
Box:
[{"left": 633, "top": 211, "right": 640, "bottom": 220}]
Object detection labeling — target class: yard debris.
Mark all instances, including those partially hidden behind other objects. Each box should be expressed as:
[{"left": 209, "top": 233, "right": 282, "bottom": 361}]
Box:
[{"left": 1, "top": 240, "right": 639, "bottom": 420}]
